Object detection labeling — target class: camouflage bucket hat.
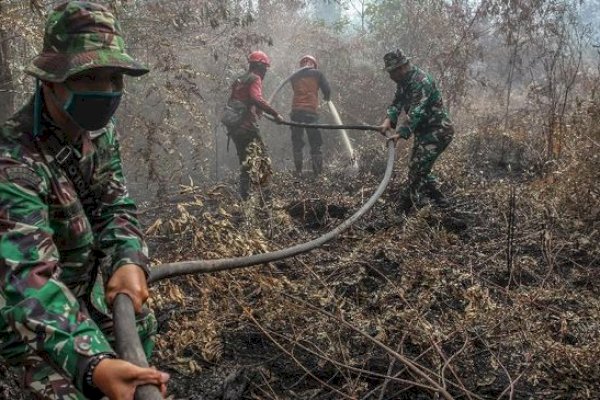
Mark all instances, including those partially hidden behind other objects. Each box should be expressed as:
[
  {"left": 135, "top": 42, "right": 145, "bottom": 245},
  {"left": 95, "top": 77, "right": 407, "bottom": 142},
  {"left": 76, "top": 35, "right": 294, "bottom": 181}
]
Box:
[
  {"left": 26, "top": 1, "right": 149, "bottom": 82},
  {"left": 383, "top": 49, "right": 410, "bottom": 72}
]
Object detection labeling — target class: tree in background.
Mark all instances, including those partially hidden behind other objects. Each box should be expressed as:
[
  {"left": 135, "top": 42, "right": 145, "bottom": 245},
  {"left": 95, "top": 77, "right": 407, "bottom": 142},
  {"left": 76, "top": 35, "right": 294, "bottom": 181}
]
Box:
[
  {"left": 0, "top": 22, "right": 14, "bottom": 122},
  {"left": 0, "top": 0, "right": 597, "bottom": 191}
]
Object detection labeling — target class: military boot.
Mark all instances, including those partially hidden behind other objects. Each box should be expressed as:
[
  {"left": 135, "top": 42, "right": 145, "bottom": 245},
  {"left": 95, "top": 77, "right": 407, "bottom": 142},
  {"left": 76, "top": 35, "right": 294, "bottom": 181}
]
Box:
[
  {"left": 293, "top": 151, "right": 303, "bottom": 175},
  {"left": 259, "top": 185, "right": 273, "bottom": 208},
  {"left": 239, "top": 172, "right": 250, "bottom": 201},
  {"left": 422, "top": 182, "right": 449, "bottom": 208},
  {"left": 397, "top": 189, "right": 416, "bottom": 214},
  {"left": 312, "top": 154, "right": 323, "bottom": 176}
]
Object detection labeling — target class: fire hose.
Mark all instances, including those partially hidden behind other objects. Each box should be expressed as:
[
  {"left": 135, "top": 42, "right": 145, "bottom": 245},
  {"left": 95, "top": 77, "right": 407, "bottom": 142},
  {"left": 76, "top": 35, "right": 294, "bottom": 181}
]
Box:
[
  {"left": 115, "top": 133, "right": 393, "bottom": 399},
  {"left": 148, "top": 130, "right": 392, "bottom": 283},
  {"left": 266, "top": 117, "right": 381, "bottom": 132},
  {"left": 114, "top": 70, "right": 393, "bottom": 399}
]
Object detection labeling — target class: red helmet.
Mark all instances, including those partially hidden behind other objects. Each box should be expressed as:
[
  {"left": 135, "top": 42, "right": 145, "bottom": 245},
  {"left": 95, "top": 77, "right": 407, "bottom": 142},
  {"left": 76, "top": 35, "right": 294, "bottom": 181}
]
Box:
[
  {"left": 299, "top": 55, "right": 317, "bottom": 68},
  {"left": 248, "top": 50, "right": 271, "bottom": 67}
]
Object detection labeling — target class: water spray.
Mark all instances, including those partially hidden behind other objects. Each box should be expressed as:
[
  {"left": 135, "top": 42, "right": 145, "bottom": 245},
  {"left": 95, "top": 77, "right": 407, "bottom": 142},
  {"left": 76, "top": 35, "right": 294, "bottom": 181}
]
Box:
[
  {"left": 268, "top": 68, "right": 359, "bottom": 166},
  {"left": 326, "top": 101, "right": 359, "bottom": 170}
]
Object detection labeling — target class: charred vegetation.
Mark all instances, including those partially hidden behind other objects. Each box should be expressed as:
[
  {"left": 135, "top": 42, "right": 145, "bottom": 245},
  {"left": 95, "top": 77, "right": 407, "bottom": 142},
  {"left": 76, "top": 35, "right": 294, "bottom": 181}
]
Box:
[{"left": 1, "top": 0, "right": 599, "bottom": 399}]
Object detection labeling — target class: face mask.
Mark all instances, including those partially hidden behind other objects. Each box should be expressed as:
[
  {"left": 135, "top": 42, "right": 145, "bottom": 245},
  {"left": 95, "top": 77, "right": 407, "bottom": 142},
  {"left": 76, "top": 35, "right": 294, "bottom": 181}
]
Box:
[
  {"left": 61, "top": 85, "right": 122, "bottom": 131},
  {"left": 253, "top": 64, "right": 268, "bottom": 79}
]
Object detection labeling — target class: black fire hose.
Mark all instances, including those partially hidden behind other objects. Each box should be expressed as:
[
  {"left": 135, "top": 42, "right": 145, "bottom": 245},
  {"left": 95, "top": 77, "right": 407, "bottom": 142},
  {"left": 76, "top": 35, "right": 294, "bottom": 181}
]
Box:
[
  {"left": 115, "top": 130, "right": 394, "bottom": 399},
  {"left": 114, "top": 294, "right": 164, "bottom": 400},
  {"left": 268, "top": 118, "right": 381, "bottom": 132},
  {"left": 148, "top": 135, "right": 394, "bottom": 283}
]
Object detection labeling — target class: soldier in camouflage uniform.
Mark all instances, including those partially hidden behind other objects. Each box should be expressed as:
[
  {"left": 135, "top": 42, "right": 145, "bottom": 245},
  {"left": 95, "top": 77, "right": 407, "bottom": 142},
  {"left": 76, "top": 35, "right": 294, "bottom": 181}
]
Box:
[
  {"left": 379, "top": 49, "right": 454, "bottom": 212},
  {"left": 0, "top": 2, "right": 169, "bottom": 399}
]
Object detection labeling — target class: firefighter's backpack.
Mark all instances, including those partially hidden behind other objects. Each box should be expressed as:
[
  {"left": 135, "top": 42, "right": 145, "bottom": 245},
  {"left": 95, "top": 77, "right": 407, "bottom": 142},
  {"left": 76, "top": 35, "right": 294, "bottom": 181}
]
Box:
[{"left": 220, "top": 99, "right": 248, "bottom": 128}]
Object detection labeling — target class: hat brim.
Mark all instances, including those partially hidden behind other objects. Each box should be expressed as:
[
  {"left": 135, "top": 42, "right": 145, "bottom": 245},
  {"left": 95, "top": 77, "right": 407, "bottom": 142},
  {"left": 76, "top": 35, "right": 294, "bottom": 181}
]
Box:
[
  {"left": 26, "top": 49, "right": 149, "bottom": 82},
  {"left": 384, "top": 58, "right": 410, "bottom": 72}
]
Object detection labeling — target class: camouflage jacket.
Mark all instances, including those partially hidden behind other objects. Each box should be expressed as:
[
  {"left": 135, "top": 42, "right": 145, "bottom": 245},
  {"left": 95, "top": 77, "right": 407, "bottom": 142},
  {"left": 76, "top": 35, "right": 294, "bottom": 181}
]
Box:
[
  {"left": 386, "top": 65, "right": 452, "bottom": 140},
  {"left": 0, "top": 96, "right": 149, "bottom": 387}
]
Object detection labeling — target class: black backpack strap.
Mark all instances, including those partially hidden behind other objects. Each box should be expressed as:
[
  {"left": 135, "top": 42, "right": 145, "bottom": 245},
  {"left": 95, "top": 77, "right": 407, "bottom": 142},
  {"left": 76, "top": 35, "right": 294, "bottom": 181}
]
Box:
[{"left": 37, "top": 131, "right": 99, "bottom": 216}]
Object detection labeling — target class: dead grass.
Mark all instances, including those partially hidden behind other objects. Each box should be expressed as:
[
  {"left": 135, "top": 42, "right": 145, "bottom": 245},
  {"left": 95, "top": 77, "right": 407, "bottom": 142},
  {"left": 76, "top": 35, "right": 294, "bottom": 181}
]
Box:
[{"left": 144, "top": 105, "right": 599, "bottom": 399}]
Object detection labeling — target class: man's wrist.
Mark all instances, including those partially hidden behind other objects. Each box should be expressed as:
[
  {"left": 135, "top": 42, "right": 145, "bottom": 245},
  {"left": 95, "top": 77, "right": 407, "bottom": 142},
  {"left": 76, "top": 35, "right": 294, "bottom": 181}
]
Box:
[
  {"left": 82, "top": 353, "right": 117, "bottom": 399},
  {"left": 386, "top": 106, "right": 398, "bottom": 125},
  {"left": 397, "top": 126, "right": 411, "bottom": 139},
  {"left": 112, "top": 261, "right": 150, "bottom": 279}
]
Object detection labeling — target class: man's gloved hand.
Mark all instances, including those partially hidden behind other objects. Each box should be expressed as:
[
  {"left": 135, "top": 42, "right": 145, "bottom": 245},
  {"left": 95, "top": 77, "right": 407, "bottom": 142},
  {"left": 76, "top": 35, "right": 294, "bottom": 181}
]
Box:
[
  {"left": 93, "top": 358, "right": 169, "bottom": 400},
  {"left": 273, "top": 113, "right": 284, "bottom": 124},
  {"left": 106, "top": 264, "right": 149, "bottom": 313}
]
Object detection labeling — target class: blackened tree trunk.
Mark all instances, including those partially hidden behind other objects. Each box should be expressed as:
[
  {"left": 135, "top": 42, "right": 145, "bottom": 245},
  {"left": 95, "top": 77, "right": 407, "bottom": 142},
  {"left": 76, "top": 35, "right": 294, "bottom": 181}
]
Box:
[{"left": 0, "top": 2, "right": 15, "bottom": 122}]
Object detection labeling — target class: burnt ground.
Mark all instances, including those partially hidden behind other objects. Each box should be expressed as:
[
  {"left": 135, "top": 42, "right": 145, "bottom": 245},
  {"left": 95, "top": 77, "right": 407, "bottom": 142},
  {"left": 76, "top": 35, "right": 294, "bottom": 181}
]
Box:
[
  {"left": 2, "top": 133, "right": 599, "bottom": 400},
  {"left": 141, "top": 133, "right": 599, "bottom": 400}
]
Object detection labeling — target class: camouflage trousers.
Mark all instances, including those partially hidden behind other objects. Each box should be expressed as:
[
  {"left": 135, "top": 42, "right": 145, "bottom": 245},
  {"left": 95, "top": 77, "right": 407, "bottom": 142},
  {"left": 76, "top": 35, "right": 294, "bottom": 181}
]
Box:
[
  {"left": 1, "top": 276, "right": 156, "bottom": 400},
  {"left": 290, "top": 110, "right": 323, "bottom": 175},
  {"left": 400, "top": 124, "right": 454, "bottom": 205},
  {"left": 228, "top": 128, "right": 272, "bottom": 201}
]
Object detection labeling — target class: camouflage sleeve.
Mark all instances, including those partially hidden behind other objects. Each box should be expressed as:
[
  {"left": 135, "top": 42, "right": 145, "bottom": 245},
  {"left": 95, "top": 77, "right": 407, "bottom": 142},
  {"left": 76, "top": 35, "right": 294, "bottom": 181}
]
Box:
[
  {"left": 386, "top": 105, "right": 399, "bottom": 126},
  {"left": 0, "top": 159, "right": 115, "bottom": 389},
  {"left": 404, "top": 76, "right": 435, "bottom": 134},
  {"left": 387, "top": 86, "right": 403, "bottom": 126},
  {"left": 90, "top": 127, "right": 149, "bottom": 279}
]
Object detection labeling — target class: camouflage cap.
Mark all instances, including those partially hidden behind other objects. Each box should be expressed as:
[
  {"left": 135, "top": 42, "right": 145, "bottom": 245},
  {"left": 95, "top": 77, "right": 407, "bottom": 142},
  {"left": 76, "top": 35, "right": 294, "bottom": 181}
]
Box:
[
  {"left": 26, "top": 1, "right": 149, "bottom": 82},
  {"left": 383, "top": 49, "right": 410, "bottom": 72}
]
